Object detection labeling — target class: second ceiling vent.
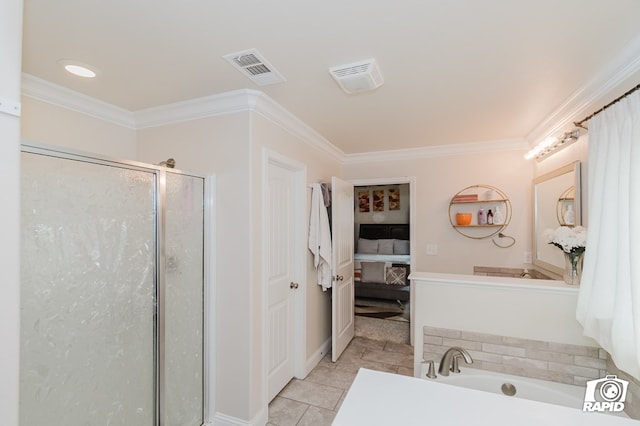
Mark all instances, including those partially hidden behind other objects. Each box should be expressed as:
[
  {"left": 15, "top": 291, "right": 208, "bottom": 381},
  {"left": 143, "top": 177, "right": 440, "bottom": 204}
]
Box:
[{"left": 329, "top": 58, "right": 384, "bottom": 94}]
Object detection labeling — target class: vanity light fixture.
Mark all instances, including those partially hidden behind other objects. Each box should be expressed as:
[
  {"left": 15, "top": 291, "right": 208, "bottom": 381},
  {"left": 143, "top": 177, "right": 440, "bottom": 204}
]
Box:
[
  {"left": 524, "top": 130, "right": 581, "bottom": 161},
  {"left": 58, "top": 60, "right": 98, "bottom": 78}
]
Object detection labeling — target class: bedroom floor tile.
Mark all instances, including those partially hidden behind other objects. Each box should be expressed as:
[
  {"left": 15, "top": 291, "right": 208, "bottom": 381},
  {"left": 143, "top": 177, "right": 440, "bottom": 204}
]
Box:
[{"left": 268, "top": 337, "right": 413, "bottom": 425}]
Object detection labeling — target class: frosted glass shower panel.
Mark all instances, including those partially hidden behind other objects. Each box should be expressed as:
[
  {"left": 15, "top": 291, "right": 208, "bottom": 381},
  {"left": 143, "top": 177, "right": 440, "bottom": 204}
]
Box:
[
  {"left": 20, "top": 153, "right": 156, "bottom": 425},
  {"left": 164, "top": 172, "right": 205, "bottom": 426}
]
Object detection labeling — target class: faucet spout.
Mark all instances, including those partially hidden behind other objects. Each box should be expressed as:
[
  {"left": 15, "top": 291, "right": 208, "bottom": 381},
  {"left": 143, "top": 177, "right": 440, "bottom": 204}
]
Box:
[{"left": 438, "top": 347, "right": 473, "bottom": 376}]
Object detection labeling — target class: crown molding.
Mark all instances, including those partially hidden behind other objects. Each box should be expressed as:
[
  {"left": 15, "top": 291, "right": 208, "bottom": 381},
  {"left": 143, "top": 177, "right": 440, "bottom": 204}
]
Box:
[
  {"left": 21, "top": 73, "right": 136, "bottom": 128},
  {"left": 133, "top": 89, "right": 256, "bottom": 128},
  {"left": 134, "top": 88, "right": 345, "bottom": 161},
  {"left": 247, "top": 91, "right": 345, "bottom": 162},
  {"left": 526, "top": 34, "right": 640, "bottom": 144},
  {"left": 20, "top": 75, "right": 345, "bottom": 162},
  {"left": 343, "top": 138, "right": 528, "bottom": 165}
]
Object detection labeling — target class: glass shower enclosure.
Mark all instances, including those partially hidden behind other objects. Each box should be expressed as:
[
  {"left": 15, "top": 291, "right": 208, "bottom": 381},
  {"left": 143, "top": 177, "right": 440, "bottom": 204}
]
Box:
[{"left": 20, "top": 143, "right": 206, "bottom": 426}]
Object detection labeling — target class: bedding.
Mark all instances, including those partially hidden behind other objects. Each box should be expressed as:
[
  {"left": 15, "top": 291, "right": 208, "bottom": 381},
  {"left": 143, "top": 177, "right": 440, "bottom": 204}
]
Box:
[
  {"left": 354, "top": 253, "right": 411, "bottom": 263},
  {"left": 354, "top": 224, "right": 411, "bottom": 302}
]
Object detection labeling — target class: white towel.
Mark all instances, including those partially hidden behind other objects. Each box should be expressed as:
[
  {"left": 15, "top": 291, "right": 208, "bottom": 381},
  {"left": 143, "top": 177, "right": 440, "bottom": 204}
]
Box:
[{"left": 308, "top": 183, "right": 332, "bottom": 291}]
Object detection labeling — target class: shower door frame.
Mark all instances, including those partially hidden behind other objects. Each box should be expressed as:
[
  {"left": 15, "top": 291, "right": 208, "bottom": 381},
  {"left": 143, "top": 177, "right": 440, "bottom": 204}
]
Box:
[{"left": 20, "top": 141, "right": 213, "bottom": 426}]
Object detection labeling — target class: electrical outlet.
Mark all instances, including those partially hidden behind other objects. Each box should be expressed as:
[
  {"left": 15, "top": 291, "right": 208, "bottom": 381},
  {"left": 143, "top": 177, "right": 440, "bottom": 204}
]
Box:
[
  {"left": 426, "top": 244, "right": 438, "bottom": 256},
  {"left": 524, "top": 251, "right": 532, "bottom": 264}
]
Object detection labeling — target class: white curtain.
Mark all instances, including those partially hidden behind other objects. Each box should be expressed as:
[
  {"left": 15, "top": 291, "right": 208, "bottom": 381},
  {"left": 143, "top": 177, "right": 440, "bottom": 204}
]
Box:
[{"left": 576, "top": 89, "right": 640, "bottom": 379}]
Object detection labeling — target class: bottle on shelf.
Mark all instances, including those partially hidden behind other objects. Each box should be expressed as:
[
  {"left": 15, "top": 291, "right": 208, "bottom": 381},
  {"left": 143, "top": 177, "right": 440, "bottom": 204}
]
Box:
[
  {"left": 563, "top": 204, "right": 575, "bottom": 225},
  {"left": 493, "top": 205, "right": 504, "bottom": 224},
  {"left": 477, "top": 208, "right": 486, "bottom": 225},
  {"left": 487, "top": 209, "right": 494, "bottom": 225}
]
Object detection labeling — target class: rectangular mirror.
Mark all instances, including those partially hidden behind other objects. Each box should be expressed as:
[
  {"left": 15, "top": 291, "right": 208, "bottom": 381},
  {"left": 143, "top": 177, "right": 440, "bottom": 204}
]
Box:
[{"left": 532, "top": 161, "right": 581, "bottom": 276}]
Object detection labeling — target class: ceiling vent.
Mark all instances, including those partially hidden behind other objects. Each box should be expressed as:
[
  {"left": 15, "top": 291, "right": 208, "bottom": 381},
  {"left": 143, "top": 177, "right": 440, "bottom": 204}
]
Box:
[
  {"left": 223, "top": 49, "right": 286, "bottom": 86},
  {"left": 329, "top": 58, "right": 384, "bottom": 94}
]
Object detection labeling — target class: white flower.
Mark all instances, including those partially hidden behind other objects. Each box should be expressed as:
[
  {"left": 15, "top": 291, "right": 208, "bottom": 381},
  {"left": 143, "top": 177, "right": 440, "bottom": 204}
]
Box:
[{"left": 545, "top": 226, "right": 587, "bottom": 254}]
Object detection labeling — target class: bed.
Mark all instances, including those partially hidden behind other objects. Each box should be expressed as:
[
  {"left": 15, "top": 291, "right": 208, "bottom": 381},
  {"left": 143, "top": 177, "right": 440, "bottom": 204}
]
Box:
[{"left": 354, "top": 224, "right": 410, "bottom": 302}]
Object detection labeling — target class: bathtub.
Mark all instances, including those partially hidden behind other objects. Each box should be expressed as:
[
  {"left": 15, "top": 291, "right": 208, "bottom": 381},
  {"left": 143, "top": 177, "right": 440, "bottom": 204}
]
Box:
[
  {"left": 419, "top": 363, "right": 593, "bottom": 410},
  {"left": 333, "top": 368, "right": 639, "bottom": 425}
]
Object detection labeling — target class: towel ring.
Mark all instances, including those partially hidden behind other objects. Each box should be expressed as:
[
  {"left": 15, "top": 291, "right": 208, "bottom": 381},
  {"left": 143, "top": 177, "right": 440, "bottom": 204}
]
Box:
[{"left": 492, "top": 232, "right": 515, "bottom": 248}]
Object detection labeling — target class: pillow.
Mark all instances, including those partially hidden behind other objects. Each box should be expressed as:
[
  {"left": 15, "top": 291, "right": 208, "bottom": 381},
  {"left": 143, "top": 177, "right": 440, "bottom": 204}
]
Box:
[
  {"left": 360, "top": 261, "right": 386, "bottom": 283},
  {"left": 354, "top": 269, "right": 362, "bottom": 281},
  {"left": 385, "top": 266, "right": 407, "bottom": 285},
  {"left": 393, "top": 239, "right": 410, "bottom": 255},
  {"left": 358, "top": 238, "right": 378, "bottom": 254},
  {"left": 377, "top": 239, "right": 395, "bottom": 255}
]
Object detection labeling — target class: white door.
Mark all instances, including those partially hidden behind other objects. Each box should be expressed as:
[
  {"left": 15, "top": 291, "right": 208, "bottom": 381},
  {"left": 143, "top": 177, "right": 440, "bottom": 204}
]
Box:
[
  {"left": 266, "top": 161, "right": 297, "bottom": 401},
  {"left": 331, "top": 176, "right": 355, "bottom": 362}
]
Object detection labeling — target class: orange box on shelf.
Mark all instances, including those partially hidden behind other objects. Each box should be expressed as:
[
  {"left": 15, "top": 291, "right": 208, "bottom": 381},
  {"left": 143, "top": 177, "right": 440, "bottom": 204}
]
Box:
[{"left": 455, "top": 213, "right": 472, "bottom": 226}]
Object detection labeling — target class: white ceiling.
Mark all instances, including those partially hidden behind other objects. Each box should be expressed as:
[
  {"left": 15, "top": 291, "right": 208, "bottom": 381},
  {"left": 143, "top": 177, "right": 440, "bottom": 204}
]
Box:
[{"left": 21, "top": 0, "right": 640, "bottom": 154}]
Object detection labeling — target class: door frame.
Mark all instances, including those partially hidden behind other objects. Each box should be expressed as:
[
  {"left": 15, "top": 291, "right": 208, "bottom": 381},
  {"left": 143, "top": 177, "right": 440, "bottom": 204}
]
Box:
[
  {"left": 350, "top": 176, "right": 416, "bottom": 344},
  {"left": 261, "top": 149, "right": 307, "bottom": 407}
]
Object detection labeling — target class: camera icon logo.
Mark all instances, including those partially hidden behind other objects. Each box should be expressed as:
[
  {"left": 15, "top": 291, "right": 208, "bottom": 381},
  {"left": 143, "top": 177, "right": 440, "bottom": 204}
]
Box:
[{"left": 583, "top": 375, "right": 628, "bottom": 413}]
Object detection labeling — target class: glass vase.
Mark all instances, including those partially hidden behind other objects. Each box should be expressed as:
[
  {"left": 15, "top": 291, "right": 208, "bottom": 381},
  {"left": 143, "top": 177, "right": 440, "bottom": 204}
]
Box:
[{"left": 564, "top": 252, "right": 584, "bottom": 285}]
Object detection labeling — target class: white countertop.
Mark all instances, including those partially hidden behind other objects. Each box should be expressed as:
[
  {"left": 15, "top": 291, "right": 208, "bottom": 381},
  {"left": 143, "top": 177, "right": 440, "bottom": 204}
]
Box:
[
  {"left": 332, "top": 369, "right": 639, "bottom": 426},
  {"left": 408, "top": 270, "right": 579, "bottom": 293}
]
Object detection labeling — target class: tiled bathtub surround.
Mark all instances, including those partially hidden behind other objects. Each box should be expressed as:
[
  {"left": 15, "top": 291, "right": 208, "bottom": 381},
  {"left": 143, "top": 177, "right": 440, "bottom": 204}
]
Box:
[
  {"left": 422, "top": 326, "right": 640, "bottom": 420},
  {"left": 607, "top": 356, "right": 640, "bottom": 420},
  {"left": 473, "top": 266, "right": 556, "bottom": 280},
  {"left": 422, "top": 326, "right": 605, "bottom": 387}
]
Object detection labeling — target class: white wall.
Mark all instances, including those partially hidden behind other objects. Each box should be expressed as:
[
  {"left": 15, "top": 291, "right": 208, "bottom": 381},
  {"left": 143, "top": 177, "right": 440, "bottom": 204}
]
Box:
[
  {"left": 250, "top": 112, "right": 341, "bottom": 359},
  {"left": 21, "top": 97, "right": 137, "bottom": 159},
  {"left": 412, "top": 273, "right": 596, "bottom": 348},
  {"left": 136, "top": 110, "right": 343, "bottom": 424},
  {"left": 0, "top": 1, "right": 23, "bottom": 425},
  {"left": 345, "top": 149, "right": 533, "bottom": 274},
  {"left": 136, "top": 113, "right": 254, "bottom": 422}
]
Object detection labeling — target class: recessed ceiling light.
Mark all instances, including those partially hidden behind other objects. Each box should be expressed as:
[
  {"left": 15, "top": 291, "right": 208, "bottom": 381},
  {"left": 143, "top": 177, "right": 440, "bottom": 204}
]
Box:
[{"left": 58, "top": 60, "right": 98, "bottom": 78}]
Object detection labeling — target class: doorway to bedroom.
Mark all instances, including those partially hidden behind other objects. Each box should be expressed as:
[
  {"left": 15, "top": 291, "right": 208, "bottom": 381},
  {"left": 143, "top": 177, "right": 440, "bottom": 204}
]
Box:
[{"left": 351, "top": 179, "right": 414, "bottom": 345}]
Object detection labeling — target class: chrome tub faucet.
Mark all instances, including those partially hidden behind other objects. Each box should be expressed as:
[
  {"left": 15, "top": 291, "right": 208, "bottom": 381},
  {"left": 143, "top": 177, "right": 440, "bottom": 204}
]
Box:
[{"left": 438, "top": 347, "right": 474, "bottom": 376}]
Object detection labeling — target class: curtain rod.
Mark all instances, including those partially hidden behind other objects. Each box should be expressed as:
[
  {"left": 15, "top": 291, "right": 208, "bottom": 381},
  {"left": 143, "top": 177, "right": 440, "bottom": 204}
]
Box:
[{"left": 574, "top": 83, "right": 640, "bottom": 129}]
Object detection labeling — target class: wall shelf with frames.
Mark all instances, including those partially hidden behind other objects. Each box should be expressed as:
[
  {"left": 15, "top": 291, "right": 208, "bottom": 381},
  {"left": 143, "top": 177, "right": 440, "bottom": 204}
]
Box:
[{"left": 449, "top": 184, "right": 512, "bottom": 239}]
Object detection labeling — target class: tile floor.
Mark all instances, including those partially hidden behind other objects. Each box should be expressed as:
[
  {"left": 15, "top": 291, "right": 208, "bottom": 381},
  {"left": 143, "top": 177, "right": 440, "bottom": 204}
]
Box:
[{"left": 267, "top": 336, "right": 414, "bottom": 426}]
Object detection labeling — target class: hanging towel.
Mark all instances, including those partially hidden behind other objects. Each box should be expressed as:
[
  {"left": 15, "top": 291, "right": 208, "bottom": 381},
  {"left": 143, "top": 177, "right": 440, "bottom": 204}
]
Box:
[
  {"left": 320, "top": 182, "right": 331, "bottom": 207},
  {"left": 309, "top": 183, "right": 332, "bottom": 291}
]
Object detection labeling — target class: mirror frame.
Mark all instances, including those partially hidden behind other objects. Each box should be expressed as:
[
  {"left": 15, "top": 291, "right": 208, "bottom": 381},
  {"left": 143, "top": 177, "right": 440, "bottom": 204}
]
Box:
[{"left": 532, "top": 161, "right": 582, "bottom": 276}]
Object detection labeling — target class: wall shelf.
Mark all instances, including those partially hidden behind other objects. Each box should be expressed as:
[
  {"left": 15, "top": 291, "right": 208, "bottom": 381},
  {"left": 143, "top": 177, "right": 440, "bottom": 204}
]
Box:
[{"left": 449, "top": 184, "right": 511, "bottom": 239}]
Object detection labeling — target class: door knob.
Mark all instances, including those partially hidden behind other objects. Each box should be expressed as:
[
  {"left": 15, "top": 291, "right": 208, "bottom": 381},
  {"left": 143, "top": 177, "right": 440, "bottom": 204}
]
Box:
[
  {"left": 334, "top": 275, "right": 344, "bottom": 281},
  {"left": 290, "top": 282, "right": 299, "bottom": 289}
]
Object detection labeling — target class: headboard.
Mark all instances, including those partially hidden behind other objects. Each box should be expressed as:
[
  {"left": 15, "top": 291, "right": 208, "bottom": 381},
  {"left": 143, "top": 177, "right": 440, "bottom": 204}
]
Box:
[{"left": 359, "top": 224, "right": 410, "bottom": 240}]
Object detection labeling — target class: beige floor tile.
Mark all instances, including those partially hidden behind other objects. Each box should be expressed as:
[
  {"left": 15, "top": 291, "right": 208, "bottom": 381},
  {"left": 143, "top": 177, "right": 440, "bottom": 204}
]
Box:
[
  {"left": 384, "top": 341, "right": 413, "bottom": 355},
  {"left": 397, "top": 366, "right": 415, "bottom": 376},
  {"left": 270, "top": 336, "right": 415, "bottom": 424},
  {"left": 338, "top": 342, "right": 368, "bottom": 359},
  {"left": 318, "top": 353, "right": 338, "bottom": 369},
  {"left": 335, "top": 354, "right": 399, "bottom": 374},
  {"left": 335, "top": 393, "right": 346, "bottom": 412},
  {"left": 362, "top": 348, "right": 414, "bottom": 368},
  {"left": 278, "top": 379, "right": 343, "bottom": 410},
  {"left": 267, "top": 397, "right": 309, "bottom": 426},
  {"left": 305, "top": 365, "right": 357, "bottom": 390},
  {"left": 351, "top": 336, "right": 387, "bottom": 351},
  {"left": 296, "top": 405, "right": 336, "bottom": 426}
]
